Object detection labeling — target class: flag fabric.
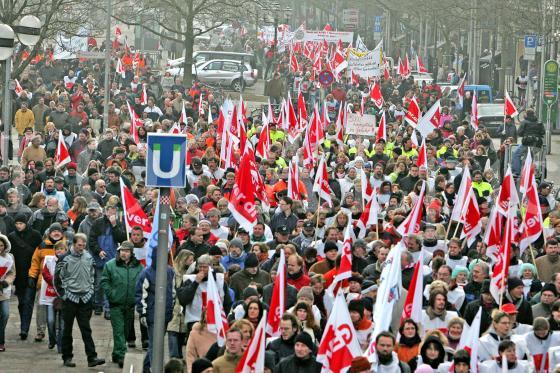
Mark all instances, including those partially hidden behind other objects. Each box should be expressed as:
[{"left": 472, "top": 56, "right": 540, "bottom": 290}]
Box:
[
  {"left": 206, "top": 267, "right": 229, "bottom": 347},
  {"left": 14, "top": 79, "right": 24, "bottom": 97},
  {"left": 404, "top": 96, "right": 420, "bottom": 127},
  {"left": 504, "top": 91, "right": 519, "bottom": 117},
  {"left": 520, "top": 149, "right": 534, "bottom": 194},
  {"left": 470, "top": 94, "right": 479, "bottom": 130},
  {"left": 416, "top": 100, "right": 440, "bottom": 138},
  {"left": 457, "top": 76, "right": 466, "bottom": 107},
  {"left": 416, "top": 138, "right": 427, "bottom": 169},
  {"left": 496, "top": 166, "right": 519, "bottom": 216},
  {"left": 120, "top": 178, "right": 152, "bottom": 236},
  {"left": 290, "top": 50, "right": 299, "bottom": 72},
  {"left": 367, "top": 242, "right": 404, "bottom": 355},
  {"left": 145, "top": 194, "right": 173, "bottom": 268},
  {"left": 355, "top": 35, "right": 368, "bottom": 52},
  {"left": 370, "top": 82, "right": 384, "bottom": 109},
  {"left": 327, "top": 222, "right": 353, "bottom": 294},
  {"left": 490, "top": 205, "right": 515, "bottom": 304},
  {"left": 484, "top": 205, "right": 503, "bottom": 258},
  {"left": 116, "top": 58, "right": 126, "bottom": 78},
  {"left": 312, "top": 155, "right": 333, "bottom": 207},
  {"left": 403, "top": 53, "right": 411, "bottom": 77},
  {"left": 317, "top": 292, "right": 363, "bottom": 372},
  {"left": 519, "top": 167, "right": 543, "bottom": 255},
  {"left": 332, "top": 48, "right": 348, "bottom": 75},
  {"left": 459, "top": 186, "right": 482, "bottom": 247},
  {"left": 451, "top": 168, "right": 472, "bottom": 222},
  {"left": 54, "top": 130, "right": 71, "bottom": 169},
  {"left": 357, "top": 193, "right": 379, "bottom": 239},
  {"left": 351, "top": 70, "right": 360, "bottom": 85},
  {"left": 396, "top": 181, "right": 425, "bottom": 237},
  {"left": 255, "top": 113, "right": 271, "bottom": 159},
  {"left": 179, "top": 103, "right": 188, "bottom": 125},
  {"left": 360, "top": 167, "right": 373, "bottom": 203},
  {"left": 287, "top": 156, "right": 301, "bottom": 200},
  {"left": 140, "top": 84, "right": 148, "bottom": 105},
  {"left": 265, "top": 250, "right": 285, "bottom": 337},
  {"left": 297, "top": 90, "right": 308, "bottom": 128},
  {"left": 236, "top": 310, "right": 267, "bottom": 373},
  {"left": 416, "top": 55, "right": 428, "bottom": 73},
  {"left": 457, "top": 307, "right": 482, "bottom": 372},
  {"left": 376, "top": 110, "right": 387, "bottom": 142},
  {"left": 400, "top": 250, "right": 424, "bottom": 325},
  {"left": 228, "top": 151, "right": 258, "bottom": 232},
  {"left": 126, "top": 101, "right": 141, "bottom": 143},
  {"left": 397, "top": 57, "right": 405, "bottom": 77},
  {"left": 334, "top": 103, "right": 346, "bottom": 147}
]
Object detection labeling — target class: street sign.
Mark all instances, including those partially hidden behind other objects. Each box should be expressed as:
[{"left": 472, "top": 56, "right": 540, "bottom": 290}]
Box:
[
  {"left": 524, "top": 35, "right": 537, "bottom": 48},
  {"left": 318, "top": 70, "right": 335, "bottom": 86},
  {"left": 146, "top": 133, "right": 188, "bottom": 188},
  {"left": 543, "top": 60, "right": 559, "bottom": 105},
  {"left": 342, "top": 9, "right": 359, "bottom": 30},
  {"left": 374, "top": 16, "right": 383, "bottom": 33}
]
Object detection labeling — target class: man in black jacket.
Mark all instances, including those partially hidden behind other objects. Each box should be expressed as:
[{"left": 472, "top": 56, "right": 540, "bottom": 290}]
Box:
[
  {"left": 512, "top": 108, "right": 545, "bottom": 175},
  {"left": 266, "top": 313, "right": 299, "bottom": 364},
  {"left": 463, "top": 279, "right": 498, "bottom": 335},
  {"left": 274, "top": 332, "right": 321, "bottom": 373}
]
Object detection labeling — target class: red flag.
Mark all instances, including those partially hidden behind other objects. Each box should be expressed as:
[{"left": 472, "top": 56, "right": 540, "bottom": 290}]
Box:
[
  {"left": 265, "top": 250, "right": 285, "bottom": 337},
  {"left": 290, "top": 50, "right": 299, "bottom": 72},
  {"left": 376, "top": 110, "right": 387, "bottom": 142},
  {"left": 470, "top": 94, "right": 479, "bottom": 130},
  {"left": 457, "top": 76, "right": 466, "bottom": 107},
  {"left": 317, "top": 292, "right": 362, "bottom": 372},
  {"left": 334, "top": 102, "right": 346, "bottom": 147},
  {"left": 287, "top": 156, "right": 302, "bottom": 200},
  {"left": 490, "top": 206, "right": 515, "bottom": 304},
  {"left": 237, "top": 310, "right": 267, "bottom": 372},
  {"left": 169, "top": 123, "right": 181, "bottom": 134},
  {"left": 115, "top": 26, "right": 122, "bottom": 38},
  {"left": 55, "top": 130, "right": 71, "bottom": 169},
  {"left": 327, "top": 223, "right": 353, "bottom": 294},
  {"left": 140, "top": 84, "right": 148, "bottom": 105},
  {"left": 297, "top": 90, "right": 308, "bottom": 128},
  {"left": 179, "top": 103, "right": 188, "bottom": 125},
  {"left": 416, "top": 55, "right": 428, "bottom": 73},
  {"left": 14, "top": 79, "right": 23, "bottom": 97},
  {"left": 369, "top": 82, "right": 384, "bottom": 109},
  {"left": 351, "top": 70, "right": 360, "bottom": 85},
  {"left": 496, "top": 166, "right": 519, "bottom": 216},
  {"left": 331, "top": 48, "right": 348, "bottom": 75},
  {"left": 383, "top": 63, "right": 390, "bottom": 80},
  {"left": 451, "top": 168, "right": 472, "bottom": 222},
  {"left": 312, "top": 155, "right": 333, "bottom": 207},
  {"left": 404, "top": 96, "right": 420, "bottom": 127},
  {"left": 228, "top": 152, "right": 257, "bottom": 232},
  {"left": 397, "top": 181, "right": 425, "bottom": 237},
  {"left": 400, "top": 251, "right": 424, "bottom": 324},
  {"left": 357, "top": 192, "right": 379, "bottom": 239},
  {"left": 116, "top": 58, "right": 126, "bottom": 78},
  {"left": 126, "top": 101, "right": 141, "bottom": 143},
  {"left": 460, "top": 186, "right": 482, "bottom": 247},
  {"left": 206, "top": 268, "right": 229, "bottom": 347},
  {"left": 484, "top": 206, "right": 503, "bottom": 257},
  {"left": 520, "top": 149, "right": 534, "bottom": 194},
  {"left": 504, "top": 91, "right": 519, "bottom": 117},
  {"left": 403, "top": 53, "right": 411, "bottom": 76},
  {"left": 519, "top": 167, "right": 543, "bottom": 255},
  {"left": 324, "top": 24, "right": 332, "bottom": 31},
  {"left": 360, "top": 167, "right": 373, "bottom": 202},
  {"left": 255, "top": 113, "right": 271, "bottom": 159},
  {"left": 416, "top": 138, "right": 427, "bottom": 169},
  {"left": 285, "top": 95, "right": 299, "bottom": 143},
  {"left": 397, "top": 57, "right": 404, "bottom": 77}
]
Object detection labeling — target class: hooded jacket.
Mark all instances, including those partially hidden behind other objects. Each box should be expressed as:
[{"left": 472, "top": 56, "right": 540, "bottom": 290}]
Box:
[
  {"left": 28, "top": 236, "right": 63, "bottom": 289},
  {"left": 8, "top": 225, "right": 42, "bottom": 293},
  {"left": 0, "top": 234, "right": 15, "bottom": 302},
  {"left": 135, "top": 253, "right": 174, "bottom": 324}
]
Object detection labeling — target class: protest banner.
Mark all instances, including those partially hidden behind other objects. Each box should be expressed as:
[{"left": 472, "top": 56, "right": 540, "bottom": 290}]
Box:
[{"left": 347, "top": 48, "right": 383, "bottom": 78}]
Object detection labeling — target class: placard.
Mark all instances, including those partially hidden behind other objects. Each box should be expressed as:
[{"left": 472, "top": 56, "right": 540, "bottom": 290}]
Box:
[
  {"left": 346, "top": 113, "right": 376, "bottom": 136},
  {"left": 296, "top": 30, "right": 354, "bottom": 44},
  {"left": 347, "top": 48, "right": 383, "bottom": 78}
]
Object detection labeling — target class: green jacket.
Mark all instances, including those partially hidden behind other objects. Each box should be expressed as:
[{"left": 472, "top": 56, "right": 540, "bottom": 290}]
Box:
[{"left": 100, "top": 256, "right": 143, "bottom": 307}]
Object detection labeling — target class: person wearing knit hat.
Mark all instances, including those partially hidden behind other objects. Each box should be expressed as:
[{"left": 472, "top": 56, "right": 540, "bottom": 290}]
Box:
[
  {"left": 506, "top": 277, "right": 534, "bottom": 325},
  {"left": 518, "top": 262, "right": 542, "bottom": 300},
  {"left": 14, "top": 213, "right": 28, "bottom": 225},
  {"left": 191, "top": 357, "right": 213, "bottom": 373},
  {"left": 296, "top": 286, "right": 314, "bottom": 303},
  {"left": 274, "top": 332, "right": 321, "bottom": 372},
  {"left": 220, "top": 237, "right": 247, "bottom": 272},
  {"left": 348, "top": 298, "right": 373, "bottom": 350},
  {"left": 532, "top": 283, "right": 559, "bottom": 319},
  {"left": 416, "top": 364, "right": 435, "bottom": 372},
  {"left": 349, "top": 356, "right": 371, "bottom": 373},
  {"left": 451, "top": 266, "right": 469, "bottom": 286}
]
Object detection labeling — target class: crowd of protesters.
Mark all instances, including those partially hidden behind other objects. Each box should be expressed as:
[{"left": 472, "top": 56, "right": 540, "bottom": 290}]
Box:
[{"left": 0, "top": 29, "right": 559, "bottom": 373}]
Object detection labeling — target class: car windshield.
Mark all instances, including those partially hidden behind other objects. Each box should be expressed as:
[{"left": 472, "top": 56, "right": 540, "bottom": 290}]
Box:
[{"left": 478, "top": 104, "right": 504, "bottom": 117}]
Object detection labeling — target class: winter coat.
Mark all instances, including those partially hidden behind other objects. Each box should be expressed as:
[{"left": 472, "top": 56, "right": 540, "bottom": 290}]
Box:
[
  {"left": 135, "top": 256, "right": 174, "bottom": 324},
  {"left": 0, "top": 213, "right": 15, "bottom": 236},
  {"left": 100, "top": 255, "right": 142, "bottom": 307},
  {"left": 56, "top": 248, "right": 95, "bottom": 298},
  {"left": 503, "top": 294, "right": 533, "bottom": 325},
  {"left": 167, "top": 269, "right": 187, "bottom": 334},
  {"left": 186, "top": 322, "right": 216, "bottom": 372},
  {"left": 229, "top": 268, "right": 271, "bottom": 299},
  {"left": 267, "top": 333, "right": 296, "bottom": 364},
  {"left": 212, "top": 351, "right": 243, "bottom": 373},
  {"left": 463, "top": 298, "right": 498, "bottom": 336},
  {"left": 87, "top": 215, "right": 127, "bottom": 268},
  {"left": 535, "top": 255, "right": 560, "bottom": 284},
  {"left": 273, "top": 355, "right": 322, "bottom": 373},
  {"left": 0, "top": 234, "right": 15, "bottom": 301},
  {"left": 28, "top": 208, "right": 66, "bottom": 236},
  {"left": 28, "top": 237, "right": 60, "bottom": 289},
  {"left": 8, "top": 226, "right": 42, "bottom": 294},
  {"left": 287, "top": 270, "right": 311, "bottom": 291},
  {"left": 263, "top": 282, "right": 298, "bottom": 309},
  {"left": 220, "top": 251, "right": 247, "bottom": 271}
]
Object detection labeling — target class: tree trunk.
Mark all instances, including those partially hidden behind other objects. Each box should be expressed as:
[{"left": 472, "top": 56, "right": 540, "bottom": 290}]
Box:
[{"left": 182, "top": 4, "right": 194, "bottom": 86}]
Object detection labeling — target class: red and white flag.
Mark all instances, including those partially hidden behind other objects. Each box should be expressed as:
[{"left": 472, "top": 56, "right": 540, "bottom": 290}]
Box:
[
  {"left": 416, "top": 55, "right": 428, "bottom": 73},
  {"left": 451, "top": 167, "right": 472, "bottom": 222},
  {"left": 312, "top": 154, "right": 333, "bottom": 207},
  {"left": 228, "top": 152, "right": 258, "bottom": 232},
  {"left": 287, "top": 156, "right": 302, "bottom": 200},
  {"left": 484, "top": 205, "right": 503, "bottom": 258},
  {"left": 255, "top": 113, "right": 271, "bottom": 159},
  {"left": 504, "top": 91, "right": 519, "bottom": 117},
  {"left": 265, "top": 250, "right": 285, "bottom": 337},
  {"left": 459, "top": 186, "right": 482, "bottom": 247},
  {"left": 470, "top": 94, "right": 479, "bottom": 131},
  {"left": 206, "top": 267, "right": 229, "bottom": 347},
  {"left": 116, "top": 58, "right": 126, "bottom": 78},
  {"left": 236, "top": 310, "right": 267, "bottom": 373},
  {"left": 416, "top": 138, "right": 427, "bottom": 169},
  {"left": 520, "top": 148, "right": 534, "bottom": 194},
  {"left": 351, "top": 70, "right": 360, "bottom": 85},
  {"left": 457, "top": 76, "right": 466, "bottom": 107},
  {"left": 0, "top": 254, "right": 13, "bottom": 280},
  {"left": 297, "top": 90, "right": 308, "bottom": 128},
  {"left": 357, "top": 192, "right": 379, "bottom": 239},
  {"left": 396, "top": 181, "right": 425, "bottom": 237},
  {"left": 490, "top": 205, "right": 515, "bottom": 304},
  {"left": 404, "top": 96, "right": 420, "bottom": 127},
  {"left": 403, "top": 53, "right": 411, "bottom": 77},
  {"left": 369, "top": 82, "right": 384, "bottom": 109},
  {"left": 334, "top": 102, "right": 346, "bottom": 147},
  {"left": 331, "top": 48, "right": 348, "bottom": 75},
  {"left": 496, "top": 166, "right": 519, "bottom": 216},
  {"left": 290, "top": 50, "right": 299, "bottom": 72},
  {"left": 317, "top": 292, "right": 362, "bottom": 372},
  {"left": 120, "top": 178, "right": 152, "bottom": 236},
  {"left": 456, "top": 307, "right": 482, "bottom": 373},
  {"left": 376, "top": 110, "right": 386, "bottom": 142},
  {"left": 360, "top": 167, "right": 373, "bottom": 203},
  {"left": 400, "top": 250, "right": 424, "bottom": 324},
  {"left": 179, "top": 103, "right": 188, "bottom": 125},
  {"left": 169, "top": 123, "right": 181, "bottom": 134},
  {"left": 54, "top": 130, "right": 71, "bottom": 169},
  {"left": 327, "top": 222, "right": 353, "bottom": 295},
  {"left": 126, "top": 101, "right": 141, "bottom": 143},
  {"left": 140, "top": 84, "right": 148, "bottom": 105},
  {"left": 115, "top": 26, "right": 122, "bottom": 38},
  {"left": 397, "top": 57, "right": 404, "bottom": 77},
  {"left": 416, "top": 100, "right": 440, "bottom": 138},
  {"left": 14, "top": 79, "right": 24, "bottom": 97},
  {"left": 519, "top": 167, "right": 543, "bottom": 255}
]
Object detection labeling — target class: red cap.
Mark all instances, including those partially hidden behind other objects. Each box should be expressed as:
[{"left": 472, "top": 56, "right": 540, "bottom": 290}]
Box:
[{"left": 501, "top": 303, "right": 518, "bottom": 314}]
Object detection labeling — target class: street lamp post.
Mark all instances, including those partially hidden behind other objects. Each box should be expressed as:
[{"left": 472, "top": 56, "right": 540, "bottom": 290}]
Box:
[{"left": 0, "top": 16, "right": 41, "bottom": 166}]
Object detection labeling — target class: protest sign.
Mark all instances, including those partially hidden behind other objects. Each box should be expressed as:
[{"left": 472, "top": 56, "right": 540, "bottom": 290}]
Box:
[{"left": 346, "top": 113, "right": 376, "bottom": 136}]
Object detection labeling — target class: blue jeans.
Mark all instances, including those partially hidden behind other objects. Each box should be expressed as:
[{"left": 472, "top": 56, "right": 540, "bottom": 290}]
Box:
[
  {"left": 93, "top": 267, "right": 108, "bottom": 312},
  {"left": 16, "top": 286, "right": 35, "bottom": 334},
  {"left": 167, "top": 331, "right": 186, "bottom": 359},
  {"left": 0, "top": 300, "right": 9, "bottom": 344},
  {"left": 512, "top": 144, "right": 527, "bottom": 175},
  {"left": 47, "top": 304, "right": 64, "bottom": 351},
  {"left": 144, "top": 322, "right": 168, "bottom": 370}
]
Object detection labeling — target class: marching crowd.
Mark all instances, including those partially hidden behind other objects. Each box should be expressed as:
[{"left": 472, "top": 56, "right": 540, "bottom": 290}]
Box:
[{"left": 0, "top": 32, "right": 559, "bottom": 373}]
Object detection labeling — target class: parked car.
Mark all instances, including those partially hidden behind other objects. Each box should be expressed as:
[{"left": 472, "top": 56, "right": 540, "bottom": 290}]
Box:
[
  {"left": 166, "top": 51, "right": 256, "bottom": 69},
  {"left": 477, "top": 103, "right": 505, "bottom": 136},
  {"left": 167, "top": 59, "right": 257, "bottom": 91}
]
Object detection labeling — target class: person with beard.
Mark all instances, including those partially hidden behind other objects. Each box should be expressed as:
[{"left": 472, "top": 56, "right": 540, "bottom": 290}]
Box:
[
  {"left": 480, "top": 340, "right": 532, "bottom": 372},
  {"left": 421, "top": 289, "right": 459, "bottom": 334},
  {"left": 267, "top": 313, "right": 299, "bottom": 364},
  {"left": 395, "top": 319, "right": 422, "bottom": 372},
  {"left": 417, "top": 335, "right": 446, "bottom": 370},
  {"left": 371, "top": 331, "right": 411, "bottom": 372},
  {"left": 535, "top": 239, "right": 560, "bottom": 284},
  {"left": 521, "top": 317, "right": 560, "bottom": 373},
  {"left": 464, "top": 260, "right": 490, "bottom": 304},
  {"left": 464, "top": 279, "right": 498, "bottom": 335},
  {"left": 8, "top": 213, "right": 42, "bottom": 341},
  {"left": 219, "top": 239, "right": 247, "bottom": 271},
  {"left": 273, "top": 332, "right": 321, "bottom": 373},
  {"left": 229, "top": 253, "right": 271, "bottom": 300}
]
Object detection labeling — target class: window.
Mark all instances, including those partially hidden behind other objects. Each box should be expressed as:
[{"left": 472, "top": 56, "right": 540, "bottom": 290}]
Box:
[
  {"left": 222, "top": 62, "right": 241, "bottom": 72},
  {"left": 204, "top": 62, "right": 222, "bottom": 71}
]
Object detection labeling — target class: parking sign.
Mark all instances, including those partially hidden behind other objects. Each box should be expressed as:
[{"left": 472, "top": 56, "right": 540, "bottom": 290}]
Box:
[
  {"left": 524, "top": 35, "right": 537, "bottom": 49},
  {"left": 146, "top": 133, "right": 188, "bottom": 188}
]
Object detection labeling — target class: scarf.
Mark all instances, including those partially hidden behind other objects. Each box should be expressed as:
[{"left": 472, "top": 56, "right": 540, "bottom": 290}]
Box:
[
  {"left": 426, "top": 306, "right": 446, "bottom": 321},
  {"left": 399, "top": 334, "right": 421, "bottom": 347}
]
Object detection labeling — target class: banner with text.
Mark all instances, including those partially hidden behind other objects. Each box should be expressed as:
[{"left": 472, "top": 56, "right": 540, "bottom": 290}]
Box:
[
  {"left": 346, "top": 113, "right": 376, "bottom": 136},
  {"left": 347, "top": 48, "right": 383, "bottom": 78},
  {"left": 295, "top": 30, "right": 354, "bottom": 44}
]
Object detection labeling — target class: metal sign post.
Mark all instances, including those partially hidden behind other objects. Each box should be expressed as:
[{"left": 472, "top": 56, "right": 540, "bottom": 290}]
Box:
[
  {"left": 146, "top": 133, "right": 188, "bottom": 373},
  {"left": 543, "top": 60, "right": 558, "bottom": 155}
]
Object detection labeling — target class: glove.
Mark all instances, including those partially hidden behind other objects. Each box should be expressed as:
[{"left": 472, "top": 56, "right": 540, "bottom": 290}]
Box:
[
  {"left": 0, "top": 280, "right": 8, "bottom": 289},
  {"left": 28, "top": 277, "right": 37, "bottom": 288},
  {"left": 140, "top": 316, "right": 147, "bottom": 328}
]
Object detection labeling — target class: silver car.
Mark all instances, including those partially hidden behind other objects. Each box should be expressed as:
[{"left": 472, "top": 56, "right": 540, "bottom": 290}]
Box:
[{"left": 167, "top": 59, "right": 257, "bottom": 91}]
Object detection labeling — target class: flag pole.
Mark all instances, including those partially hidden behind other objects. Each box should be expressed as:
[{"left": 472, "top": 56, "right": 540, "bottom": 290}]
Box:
[
  {"left": 452, "top": 221, "right": 461, "bottom": 238},
  {"left": 529, "top": 244, "right": 540, "bottom": 279}
]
